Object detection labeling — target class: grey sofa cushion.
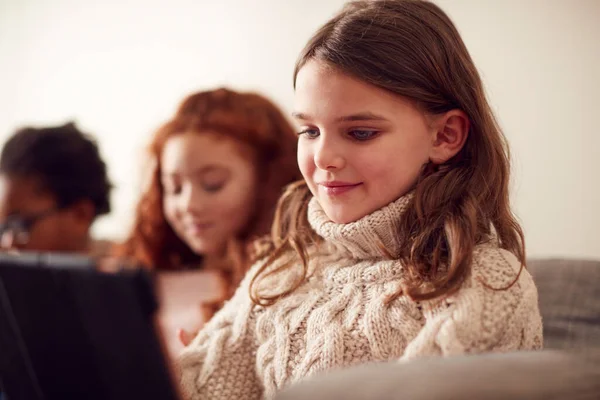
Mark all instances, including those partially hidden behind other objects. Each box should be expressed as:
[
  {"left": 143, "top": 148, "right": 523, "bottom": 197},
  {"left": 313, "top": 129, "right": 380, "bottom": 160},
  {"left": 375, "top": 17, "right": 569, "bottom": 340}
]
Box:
[
  {"left": 528, "top": 259, "right": 600, "bottom": 349},
  {"left": 276, "top": 350, "right": 600, "bottom": 400}
]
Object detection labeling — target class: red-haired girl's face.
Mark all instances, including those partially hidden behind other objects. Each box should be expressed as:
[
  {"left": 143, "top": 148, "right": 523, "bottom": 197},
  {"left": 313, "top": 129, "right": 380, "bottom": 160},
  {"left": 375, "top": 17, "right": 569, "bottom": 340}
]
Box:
[{"left": 161, "top": 132, "right": 258, "bottom": 258}]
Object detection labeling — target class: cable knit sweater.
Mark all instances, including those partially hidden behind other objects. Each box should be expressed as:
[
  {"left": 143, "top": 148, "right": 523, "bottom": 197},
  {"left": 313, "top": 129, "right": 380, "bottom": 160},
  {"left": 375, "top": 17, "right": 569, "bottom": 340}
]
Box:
[{"left": 178, "top": 195, "right": 543, "bottom": 400}]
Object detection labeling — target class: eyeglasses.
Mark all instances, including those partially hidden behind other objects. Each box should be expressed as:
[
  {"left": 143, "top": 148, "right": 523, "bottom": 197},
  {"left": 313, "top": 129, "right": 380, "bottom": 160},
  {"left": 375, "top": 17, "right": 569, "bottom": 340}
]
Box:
[{"left": 0, "top": 208, "right": 61, "bottom": 246}]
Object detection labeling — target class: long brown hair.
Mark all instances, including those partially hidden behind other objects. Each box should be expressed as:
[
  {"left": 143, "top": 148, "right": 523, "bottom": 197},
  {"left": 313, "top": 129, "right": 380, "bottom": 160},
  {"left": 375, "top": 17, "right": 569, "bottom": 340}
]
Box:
[
  {"left": 251, "top": 0, "right": 525, "bottom": 305},
  {"left": 117, "top": 88, "right": 301, "bottom": 293}
]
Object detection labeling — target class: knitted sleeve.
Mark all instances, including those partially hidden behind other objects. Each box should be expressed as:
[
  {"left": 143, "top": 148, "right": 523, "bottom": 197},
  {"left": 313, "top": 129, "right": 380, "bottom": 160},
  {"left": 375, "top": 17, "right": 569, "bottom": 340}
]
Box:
[
  {"left": 177, "top": 264, "right": 263, "bottom": 400},
  {"left": 401, "top": 246, "right": 543, "bottom": 361}
]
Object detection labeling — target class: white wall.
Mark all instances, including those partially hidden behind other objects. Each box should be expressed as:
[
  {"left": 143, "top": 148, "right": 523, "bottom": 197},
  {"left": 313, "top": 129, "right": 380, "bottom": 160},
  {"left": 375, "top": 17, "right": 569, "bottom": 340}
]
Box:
[{"left": 0, "top": 0, "right": 598, "bottom": 259}]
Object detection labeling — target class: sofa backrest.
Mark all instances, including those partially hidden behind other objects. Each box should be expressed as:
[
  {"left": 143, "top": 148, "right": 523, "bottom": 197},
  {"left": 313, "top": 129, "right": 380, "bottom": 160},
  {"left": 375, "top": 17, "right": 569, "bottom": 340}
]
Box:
[{"left": 528, "top": 258, "right": 600, "bottom": 349}]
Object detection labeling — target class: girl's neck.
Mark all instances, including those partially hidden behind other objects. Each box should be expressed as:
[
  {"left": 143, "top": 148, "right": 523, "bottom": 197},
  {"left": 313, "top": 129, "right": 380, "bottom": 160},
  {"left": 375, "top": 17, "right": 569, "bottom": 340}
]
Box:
[{"left": 202, "top": 252, "right": 224, "bottom": 269}]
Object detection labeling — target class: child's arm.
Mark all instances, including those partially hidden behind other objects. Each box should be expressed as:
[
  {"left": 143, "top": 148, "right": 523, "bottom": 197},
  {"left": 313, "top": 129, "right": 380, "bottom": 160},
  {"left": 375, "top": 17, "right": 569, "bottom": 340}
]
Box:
[
  {"left": 401, "top": 246, "right": 543, "bottom": 361},
  {"left": 176, "top": 266, "right": 263, "bottom": 400},
  {"left": 156, "top": 270, "right": 228, "bottom": 360}
]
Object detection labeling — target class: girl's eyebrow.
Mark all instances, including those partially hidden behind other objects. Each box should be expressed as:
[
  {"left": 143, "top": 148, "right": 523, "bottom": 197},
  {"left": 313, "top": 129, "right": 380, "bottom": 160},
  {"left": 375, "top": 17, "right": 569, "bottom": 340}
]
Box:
[
  {"left": 161, "top": 165, "right": 226, "bottom": 179},
  {"left": 291, "top": 112, "right": 310, "bottom": 121},
  {"left": 291, "top": 111, "right": 389, "bottom": 122}
]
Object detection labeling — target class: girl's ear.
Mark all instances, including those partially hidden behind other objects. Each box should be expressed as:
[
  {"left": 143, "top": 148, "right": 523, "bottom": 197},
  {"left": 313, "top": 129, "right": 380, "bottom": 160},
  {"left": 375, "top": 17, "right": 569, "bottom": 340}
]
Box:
[
  {"left": 429, "top": 109, "right": 470, "bottom": 164},
  {"left": 68, "top": 199, "right": 96, "bottom": 227}
]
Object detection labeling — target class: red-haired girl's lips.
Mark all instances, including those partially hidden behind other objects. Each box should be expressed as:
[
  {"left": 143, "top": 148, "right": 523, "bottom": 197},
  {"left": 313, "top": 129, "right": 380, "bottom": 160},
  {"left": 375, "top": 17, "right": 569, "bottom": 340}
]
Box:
[
  {"left": 318, "top": 182, "right": 362, "bottom": 196},
  {"left": 187, "top": 222, "right": 214, "bottom": 235}
]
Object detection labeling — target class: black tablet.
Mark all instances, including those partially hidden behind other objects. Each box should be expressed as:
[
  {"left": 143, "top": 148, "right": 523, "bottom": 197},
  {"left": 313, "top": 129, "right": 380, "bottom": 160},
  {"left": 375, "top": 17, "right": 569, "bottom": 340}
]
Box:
[{"left": 0, "top": 252, "right": 179, "bottom": 400}]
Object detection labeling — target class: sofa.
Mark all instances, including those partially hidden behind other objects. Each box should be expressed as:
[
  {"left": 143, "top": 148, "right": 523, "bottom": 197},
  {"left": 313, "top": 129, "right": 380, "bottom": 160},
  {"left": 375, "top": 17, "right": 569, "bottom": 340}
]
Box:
[{"left": 276, "top": 259, "right": 600, "bottom": 400}]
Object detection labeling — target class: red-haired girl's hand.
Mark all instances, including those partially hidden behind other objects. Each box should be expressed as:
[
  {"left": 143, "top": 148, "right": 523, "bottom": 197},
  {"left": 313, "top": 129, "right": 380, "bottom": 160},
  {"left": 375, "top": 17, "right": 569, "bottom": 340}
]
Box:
[
  {"left": 176, "top": 299, "right": 222, "bottom": 346},
  {"left": 156, "top": 270, "right": 227, "bottom": 357}
]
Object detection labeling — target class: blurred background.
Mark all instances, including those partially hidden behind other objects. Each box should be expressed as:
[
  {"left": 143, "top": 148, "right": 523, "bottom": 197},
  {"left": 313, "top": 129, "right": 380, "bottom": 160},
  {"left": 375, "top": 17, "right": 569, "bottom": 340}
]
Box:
[{"left": 0, "top": 0, "right": 598, "bottom": 259}]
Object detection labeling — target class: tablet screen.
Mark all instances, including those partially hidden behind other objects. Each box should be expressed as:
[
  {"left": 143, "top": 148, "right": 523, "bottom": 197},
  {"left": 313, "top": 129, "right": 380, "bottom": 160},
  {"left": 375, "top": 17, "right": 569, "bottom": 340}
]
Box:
[{"left": 0, "top": 252, "right": 179, "bottom": 400}]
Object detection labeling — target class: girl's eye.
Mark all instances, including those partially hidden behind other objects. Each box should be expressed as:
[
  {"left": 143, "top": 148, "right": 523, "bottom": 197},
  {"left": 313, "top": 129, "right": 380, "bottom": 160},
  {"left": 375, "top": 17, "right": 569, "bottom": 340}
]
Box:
[
  {"left": 298, "top": 129, "right": 320, "bottom": 139},
  {"left": 202, "top": 182, "right": 225, "bottom": 193},
  {"left": 349, "top": 130, "right": 378, "bottom": 141}
]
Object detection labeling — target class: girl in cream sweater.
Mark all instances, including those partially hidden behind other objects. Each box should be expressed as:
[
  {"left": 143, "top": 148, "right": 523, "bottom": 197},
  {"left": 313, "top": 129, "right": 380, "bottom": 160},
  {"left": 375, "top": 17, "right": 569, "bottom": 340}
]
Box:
[{"left": 178, "top": 1, "right": 543, "bottom": 399}]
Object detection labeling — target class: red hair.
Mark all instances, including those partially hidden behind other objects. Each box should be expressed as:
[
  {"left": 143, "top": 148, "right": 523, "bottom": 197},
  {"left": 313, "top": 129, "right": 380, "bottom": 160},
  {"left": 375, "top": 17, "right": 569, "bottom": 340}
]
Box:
[{"left": 117, "top": 88, "right": 300, "bottom": 294}]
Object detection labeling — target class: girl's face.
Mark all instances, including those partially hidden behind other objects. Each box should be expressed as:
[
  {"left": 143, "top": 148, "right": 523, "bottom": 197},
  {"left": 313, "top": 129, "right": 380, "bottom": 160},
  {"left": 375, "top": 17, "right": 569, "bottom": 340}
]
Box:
[
  {"left": 161, "top": 132, "right": 258, "bottom": 258},
  {"left": 0, "top": 175, "right": 91, "bottom": 252},
  {"left": 294, "top": 60, "right": 435, "bottom": 224}
]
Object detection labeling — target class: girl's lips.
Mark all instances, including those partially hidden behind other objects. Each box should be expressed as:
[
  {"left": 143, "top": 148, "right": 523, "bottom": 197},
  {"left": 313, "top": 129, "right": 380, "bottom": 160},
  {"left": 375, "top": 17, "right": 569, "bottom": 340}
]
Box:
[
  {"left": 187, "top": 222, "right": 214, "bottom": 235},
  {"left": 318, "top": 182, "right": 362, "bottom": 196}
]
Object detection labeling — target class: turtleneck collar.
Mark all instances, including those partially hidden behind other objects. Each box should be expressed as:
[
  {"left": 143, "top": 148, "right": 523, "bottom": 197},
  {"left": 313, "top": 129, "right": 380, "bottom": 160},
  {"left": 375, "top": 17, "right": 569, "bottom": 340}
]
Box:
[{"left": 307, "top": 193, "right": 413, "bottom": 261}]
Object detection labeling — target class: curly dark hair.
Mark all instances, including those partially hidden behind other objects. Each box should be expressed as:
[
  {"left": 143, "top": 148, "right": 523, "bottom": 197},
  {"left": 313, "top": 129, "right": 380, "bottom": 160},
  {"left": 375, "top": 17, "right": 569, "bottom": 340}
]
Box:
[{"left": 0, "top": 122, "right": 112, "bottom": 217}]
